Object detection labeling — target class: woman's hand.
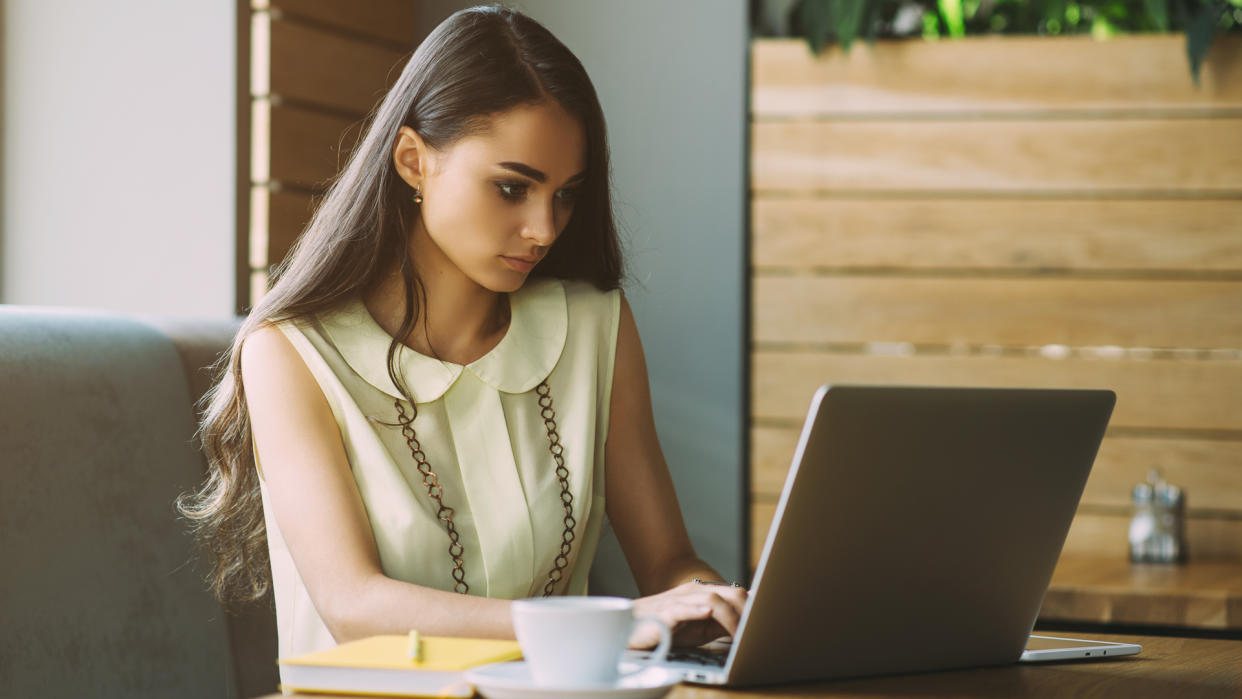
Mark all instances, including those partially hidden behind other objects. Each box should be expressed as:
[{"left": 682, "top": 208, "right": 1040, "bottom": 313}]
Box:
[{"left": 629, "top": 580, "right": 749, "bottom": 649}]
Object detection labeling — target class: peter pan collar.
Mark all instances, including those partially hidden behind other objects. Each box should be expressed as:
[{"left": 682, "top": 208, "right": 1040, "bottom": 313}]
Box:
[{"left": 318, "top": 277, "right": 567, "bottom": 403}]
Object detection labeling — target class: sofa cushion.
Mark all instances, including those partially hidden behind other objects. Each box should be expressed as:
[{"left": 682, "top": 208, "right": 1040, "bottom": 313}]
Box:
[{"left": 0, "top": 307, "right": 237, "bottom": 698}]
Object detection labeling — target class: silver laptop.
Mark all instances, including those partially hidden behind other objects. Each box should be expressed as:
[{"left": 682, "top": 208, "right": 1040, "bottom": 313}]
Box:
[{"left": 646, "top": 384, "right": 1136, "bottom": 686}]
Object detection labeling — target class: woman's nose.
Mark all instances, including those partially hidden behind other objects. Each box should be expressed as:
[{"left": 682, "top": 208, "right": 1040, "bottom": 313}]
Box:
[{"left": 522, "top": 200, "right": 558, "bottom": 246}]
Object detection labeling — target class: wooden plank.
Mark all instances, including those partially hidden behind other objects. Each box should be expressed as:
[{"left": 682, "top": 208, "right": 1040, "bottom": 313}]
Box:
[
  {"left": 268, "top": 188, "right": 316, "bottom": 266},
  {"left": 1062, "top": 511, "right": 1242, "bottom": 560},
  {"left": 751, "top": 502, "right": 775, "bottom": 569},
  {"left": 249, "top": 186, "right": 268, "bottom": 269},
  {"left": 269, "top": 16, "right": 407, "bottom": 114},
  {"left": 754, "top": 277, "right": 1242, "bottom": 349},
  {"left": 266, "top": 0, "right": 415, "bottom": 46},
  {"left": 751, "top": 425, "right": 801, "bottom": 497},
  {"left": 751, "top": 504, "right": 1242, "bottom": 569},
  {"left": 751, "top": 119, "right": 1242, "bottom": 192},
  {"left": 250, "top": 269, "right": 271, "bottom": 308},
  {"left": 751, "top": 352, "right": 1242, "bottom": 431},
  {"left": 1082, "top": 437, "right": 1242, "bottom": 513},
  {"left": 753, "top": 426, "right": 1242, "bottom": 512},
  {"left": 752, "top": 36, "right": 1242, "bottom": 117},
  {"left": 249, "top": 185, "right": 315, "bottom": 269},
  {"left": 752, "top": 199, "right": 1242, "bottom": 272},
  {"left": 269, "top": 103, "right": 363, "bottom": 188},
  {"left": 1041, "top": 556, "right": 1242, "bottom": 629},
  {"left": 236, "top": 0, "right": 254, "bottom": 315}
]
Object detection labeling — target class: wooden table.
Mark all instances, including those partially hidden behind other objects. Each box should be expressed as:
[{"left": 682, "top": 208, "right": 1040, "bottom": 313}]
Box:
[
  {"left": 1041, "top": 556, "right": 1242, "bottom": 630},
  {"left": 266, "top": 632, "right": 1242, "bottom": 699}
]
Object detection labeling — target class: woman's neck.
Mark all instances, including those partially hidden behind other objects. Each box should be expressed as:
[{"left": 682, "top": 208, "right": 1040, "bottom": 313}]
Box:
[{"left": 364, "top": 250, "right": 509, "bottom": 366}]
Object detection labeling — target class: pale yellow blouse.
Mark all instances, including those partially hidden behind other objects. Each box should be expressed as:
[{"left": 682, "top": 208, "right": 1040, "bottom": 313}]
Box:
[{"left": 257, "top": 278, "right": 622, "bottom": 663}]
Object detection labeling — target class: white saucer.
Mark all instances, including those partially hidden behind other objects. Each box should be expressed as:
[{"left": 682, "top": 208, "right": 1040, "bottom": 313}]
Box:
[{"left": 466, "top": 660, "right": 681, "bottom": 699}]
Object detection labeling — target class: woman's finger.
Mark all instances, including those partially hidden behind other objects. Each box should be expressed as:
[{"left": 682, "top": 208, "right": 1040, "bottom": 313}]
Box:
[
  {"left": 686, "top": 580, "right": 749, "bottom": 611},
  {"left": 701, "top": 592, "right": 742, "bottom": 636},
  {"left": 662, "top": 602, "right": 711, "bottom": 627},
  {"left": 717, "top": 583, "right": 749, "bottom": 607}
]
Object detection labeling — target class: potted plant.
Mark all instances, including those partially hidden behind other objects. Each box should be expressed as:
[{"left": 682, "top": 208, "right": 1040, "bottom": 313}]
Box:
[{"left": 754, "top": 0, "right": 1242, "bottom": 82}]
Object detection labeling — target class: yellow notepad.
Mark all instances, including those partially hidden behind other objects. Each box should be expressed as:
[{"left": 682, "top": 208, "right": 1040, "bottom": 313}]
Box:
[{"left": 280, "top": 635, "right": 523, "bottom": 697}]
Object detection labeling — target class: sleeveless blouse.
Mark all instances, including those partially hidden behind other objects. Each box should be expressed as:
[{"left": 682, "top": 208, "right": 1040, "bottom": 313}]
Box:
[{"left": 256, "top": 278, "right": 622, "bottom": 663}]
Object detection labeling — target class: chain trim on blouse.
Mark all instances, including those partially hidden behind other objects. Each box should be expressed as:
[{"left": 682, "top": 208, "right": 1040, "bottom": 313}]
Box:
[{"left": 391, "top": 379, "right": 576, "bottom": 596}]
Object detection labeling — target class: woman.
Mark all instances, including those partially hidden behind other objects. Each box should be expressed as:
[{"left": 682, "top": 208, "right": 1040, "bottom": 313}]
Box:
[{"left": 178, "top": 5, "right": 745, "bottom": 665}]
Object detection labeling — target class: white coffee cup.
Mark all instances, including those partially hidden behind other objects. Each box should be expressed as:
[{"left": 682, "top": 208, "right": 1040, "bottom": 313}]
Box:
[{"left": 511, "top": 596, "right": 672, "bottom": 688}]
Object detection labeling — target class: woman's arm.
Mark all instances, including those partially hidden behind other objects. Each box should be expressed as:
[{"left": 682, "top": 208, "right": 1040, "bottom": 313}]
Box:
[
  {"left": 604, "top": 297, "right": 748, "bottom": 647},
  {"left": 241, "top": 325, "right": 515, "bottom": 643}
]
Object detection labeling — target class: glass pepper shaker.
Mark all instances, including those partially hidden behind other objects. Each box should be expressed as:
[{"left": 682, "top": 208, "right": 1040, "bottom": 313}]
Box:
[
  {"left": 1128, "top": 477, "right": 1156, "bottom": 562},
  {"left": 1129, "top": 469, "right": 1187, "bottom": 564},
  {"left": 1155, "top": 479, "right": 1186, "bottom": 563}
]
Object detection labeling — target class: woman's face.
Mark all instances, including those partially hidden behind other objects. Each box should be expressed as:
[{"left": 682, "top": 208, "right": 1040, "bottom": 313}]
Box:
[{"left": 403, "top": 101, "right": 587, "bottom": 294}]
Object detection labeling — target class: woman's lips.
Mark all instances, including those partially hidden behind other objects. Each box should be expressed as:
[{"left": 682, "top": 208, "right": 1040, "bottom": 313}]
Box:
[{"left": 501, "top": 255, "right": 537, "bottom": 273}]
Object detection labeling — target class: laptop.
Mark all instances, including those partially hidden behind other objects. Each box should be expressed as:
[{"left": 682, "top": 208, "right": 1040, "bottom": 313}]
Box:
[{"left": 645, "top": 384, "right": 1139, "bottom": 686}]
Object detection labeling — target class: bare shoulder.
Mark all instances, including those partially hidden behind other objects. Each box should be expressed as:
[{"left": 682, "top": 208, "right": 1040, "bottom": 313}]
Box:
[
  {"left": 615, "top": 293, "right": 643, "bottom": 361},
  {"left": 239, "top": 323, "right": 320, "bottom": 403},
  {"left": 240, "top": 322, "right": 295, "bottom": 366}
]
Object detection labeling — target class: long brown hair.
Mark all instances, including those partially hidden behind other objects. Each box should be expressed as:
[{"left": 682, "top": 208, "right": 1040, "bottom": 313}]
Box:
[{"left": 177, "top": 4, "right": 624, "bottom": 604}]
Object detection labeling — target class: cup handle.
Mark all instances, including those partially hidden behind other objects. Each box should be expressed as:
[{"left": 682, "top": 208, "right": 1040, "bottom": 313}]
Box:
[{"left": 622, "top": 615, "right": 672, "bottom": 676}]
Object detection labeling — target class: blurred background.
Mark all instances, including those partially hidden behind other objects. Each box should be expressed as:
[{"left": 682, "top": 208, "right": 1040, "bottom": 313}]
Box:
[{"left": 3, "top": 0, "right": 1241, "bottom": 633}]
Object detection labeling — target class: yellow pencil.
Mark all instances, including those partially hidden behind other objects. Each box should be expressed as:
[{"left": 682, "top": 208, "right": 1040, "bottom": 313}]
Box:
[{"left": 407, "top": 630, "right": 423, "bottom": 662}]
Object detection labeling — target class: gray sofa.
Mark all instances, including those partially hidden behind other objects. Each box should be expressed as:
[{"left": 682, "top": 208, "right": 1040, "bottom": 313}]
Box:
[{"left": 0, "top": 306, "right": 277, "bottom": 698}]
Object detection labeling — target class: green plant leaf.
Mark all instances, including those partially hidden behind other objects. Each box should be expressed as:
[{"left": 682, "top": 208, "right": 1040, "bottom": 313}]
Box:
[
  {"left": 1142, "top": 0, "right": 1170, "bottom": 30},
  {"left": 1091, "top": 14, "right": 1119, "bottom": 38},
  {"left": 793, "top": 0, "right": 872, "bottom": 54},
  {"left": 860, "top": 0, "right": 883, "bottom": 46},
  {"left": 1184, "top": 1, "right": 1227, "bottom": 84},
  {"left": 1035, "top": 0, "right": 1068, "bottom": 33},
  {"left": 835, "top": 0, "right": 870, "bottom": 50},
  {"left": 754, "top": 0, "right": 801, "bottom": 36},
  {"left": 794, "top": 0, "right": 834, "bottom": 53},
  {"left": 939, "top": 0, "right": 967, "bottom": 36},
  {"left": 781, "top": 0, "right": 1236, "bottom": 83},
  {"left": 923, "top": 9, "right": 942, "bottom": 38},
  {"left": 1066, "top": 2, "right": 1082, "bottom": 28}
]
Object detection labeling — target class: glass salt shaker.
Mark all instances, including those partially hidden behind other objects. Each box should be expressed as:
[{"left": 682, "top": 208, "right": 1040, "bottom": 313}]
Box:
[
  {"left": 1129, "top": 479, "right": 1156, "bottom": 562},
  {"left": 1130, "top": 469, "right": 1187, "bottom": 564},
  {"left": 1155, "top": 480, "right": 1186, "bottom": 563}
]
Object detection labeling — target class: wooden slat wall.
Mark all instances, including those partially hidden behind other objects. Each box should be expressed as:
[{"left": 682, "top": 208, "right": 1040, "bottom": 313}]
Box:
[
  {"left": 752, "top": 35, "right": 1242, "bottom": 115},
  {"left": 247, "top": 0, "right": 415, "bottom": 305},
  {"left": 750, "top": 35, "right": 1242, "bottom": 569},
  {"left": 754, "top": 120, "right": 1242, "bottom": 192},
  {"left": 754, "top": 200, "right": 1242, "bottom": 271}
]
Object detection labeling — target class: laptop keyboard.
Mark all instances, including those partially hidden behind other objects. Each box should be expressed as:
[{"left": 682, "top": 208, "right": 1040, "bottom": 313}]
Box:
[{"left": 667, "top": 646, "right": 729, "bottom": 667}]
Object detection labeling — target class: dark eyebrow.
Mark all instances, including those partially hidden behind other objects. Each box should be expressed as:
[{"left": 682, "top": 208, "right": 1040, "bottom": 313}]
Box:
[{"left": 498, "top": 161, "right": 587, "bottom": 185}]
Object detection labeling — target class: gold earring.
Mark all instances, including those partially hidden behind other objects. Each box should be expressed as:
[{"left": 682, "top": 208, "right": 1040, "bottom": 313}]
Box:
[{"left": 412, "top": 186, "right": 423, "bottom": 205}]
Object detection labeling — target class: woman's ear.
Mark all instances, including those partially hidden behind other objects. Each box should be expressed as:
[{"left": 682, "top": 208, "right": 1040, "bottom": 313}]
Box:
[{"left": 392, "top": 126, "right": 430, "bottom": 189}]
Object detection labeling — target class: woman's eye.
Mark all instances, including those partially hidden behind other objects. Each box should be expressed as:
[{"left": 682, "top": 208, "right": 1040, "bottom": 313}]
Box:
[
  {"left": 495, "top": 182, "right": 578, "bottom": 205},
  {"left": 496, "top": 182, "right": 527, "bottom": 201}
]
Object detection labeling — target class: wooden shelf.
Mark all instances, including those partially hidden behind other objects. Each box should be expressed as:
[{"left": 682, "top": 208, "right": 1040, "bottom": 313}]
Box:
[{"left": 1040, "top": 555, "right": 1242, "bottom": 630}]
